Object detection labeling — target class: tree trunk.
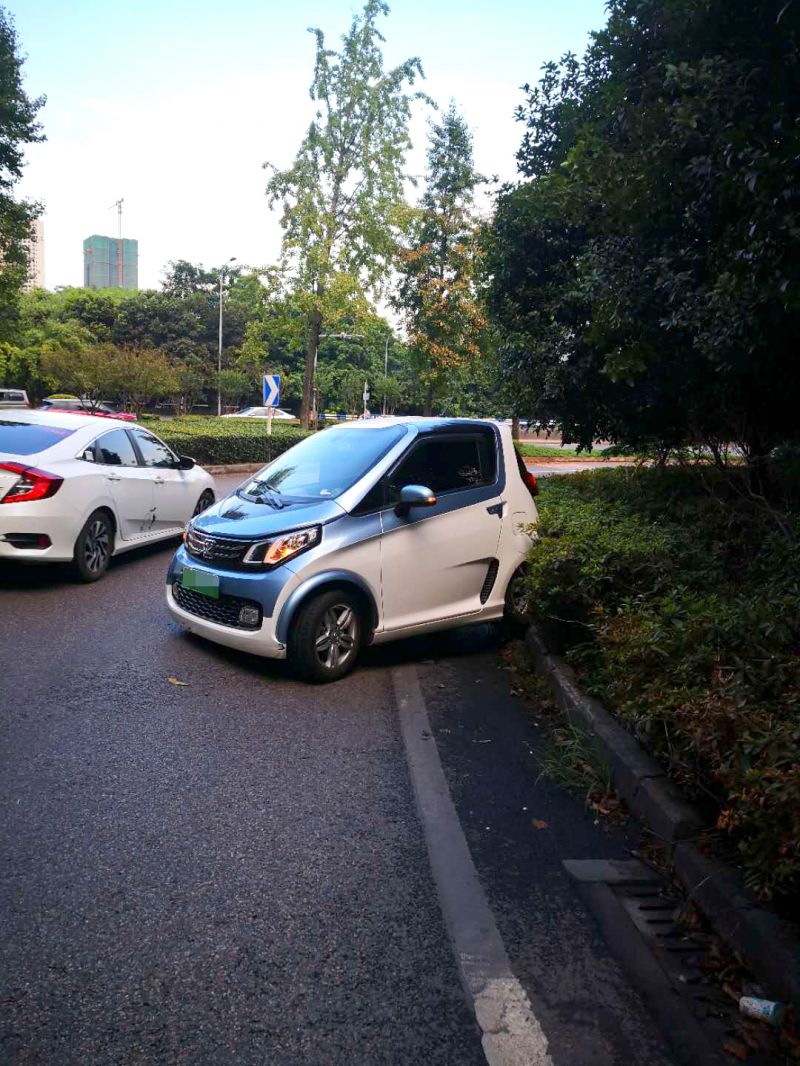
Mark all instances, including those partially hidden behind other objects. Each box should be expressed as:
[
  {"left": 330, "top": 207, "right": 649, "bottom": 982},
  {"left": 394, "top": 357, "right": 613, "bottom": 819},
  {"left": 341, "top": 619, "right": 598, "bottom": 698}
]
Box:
[
  {"left": 300, "top": 305, "right": 323, "bottom": 431},
  {"left": 512, "top": 415, "right": 520, "bottom": 441},
  {"left": 423, "top": 383, "right": 434, "bottom": 417}
]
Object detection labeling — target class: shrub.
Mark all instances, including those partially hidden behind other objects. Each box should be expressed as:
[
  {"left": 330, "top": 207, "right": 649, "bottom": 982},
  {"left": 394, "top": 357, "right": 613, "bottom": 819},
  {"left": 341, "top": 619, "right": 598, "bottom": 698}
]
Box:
[
  {"left": 154, "top": 416, "right": 310, "bottom": 466},
  {"left": 528, "top": 467, "right": 800, "bottom": 902}
]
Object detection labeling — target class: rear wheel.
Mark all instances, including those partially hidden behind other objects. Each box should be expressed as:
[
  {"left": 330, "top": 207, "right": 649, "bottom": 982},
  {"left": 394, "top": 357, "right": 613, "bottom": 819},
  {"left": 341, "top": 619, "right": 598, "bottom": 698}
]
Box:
[
  {"left": 289, "top": 589, "right": 364, "bottom": 683},
  {"left": 504, "top": 565, "right": 532, "bottom": 628},
  {"left": 73, "top": 510, "right": 114, "bottom": 582},
  {"left": 193, "top": 489, "right": 215, "bottom": 517}
]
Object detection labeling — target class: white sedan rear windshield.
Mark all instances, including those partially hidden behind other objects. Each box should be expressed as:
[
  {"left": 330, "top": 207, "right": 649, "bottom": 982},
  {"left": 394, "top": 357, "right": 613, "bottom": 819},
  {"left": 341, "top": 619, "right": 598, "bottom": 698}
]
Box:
[{"left": 0, "top": 419, "right": 76, "bottom": 456}]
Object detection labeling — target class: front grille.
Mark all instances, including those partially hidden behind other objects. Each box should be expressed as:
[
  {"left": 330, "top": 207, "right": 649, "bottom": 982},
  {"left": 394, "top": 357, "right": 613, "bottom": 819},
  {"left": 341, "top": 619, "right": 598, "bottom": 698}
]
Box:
[
  {"left": 185, "top": 527, "right": 252, "bottom": 566},
  {"left": 480, "top": 559, "right": 500, "bottom": 604},
  {"left": 173, "top": 582, "right": 262, "bottom": 630}
]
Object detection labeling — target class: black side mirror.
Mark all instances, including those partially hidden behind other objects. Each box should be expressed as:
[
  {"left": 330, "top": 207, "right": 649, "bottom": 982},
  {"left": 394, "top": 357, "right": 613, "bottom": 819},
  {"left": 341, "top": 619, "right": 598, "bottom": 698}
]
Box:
[
  {"left": 177, "top": 455, "right": 195, "bottom": 470},
  {"left": 395, "top": 483, "right": 437, "bottom": 518}
]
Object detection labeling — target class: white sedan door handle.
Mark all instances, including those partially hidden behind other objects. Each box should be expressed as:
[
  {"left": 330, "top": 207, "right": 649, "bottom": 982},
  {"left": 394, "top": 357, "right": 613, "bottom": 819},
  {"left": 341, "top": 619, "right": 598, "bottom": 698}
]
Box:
[
  {"left": 153, "top": 476, "right": 165, "bottom": 485},
  {"left": 107, "top": 473, "right": 122, "bottom": 482}
]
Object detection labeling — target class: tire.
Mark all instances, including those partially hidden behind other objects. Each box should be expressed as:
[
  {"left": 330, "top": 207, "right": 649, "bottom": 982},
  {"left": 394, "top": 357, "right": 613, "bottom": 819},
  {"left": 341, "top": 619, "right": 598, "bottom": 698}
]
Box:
[
  {"left": 193, "top": 489, "right": 215, "bottom": 517},
  {"left": 288, "top": 589, "right": 364, "bottom": 683},
  {"left": 504, "top": 565, "right": 532, "bottom": 629},
  {"left": 73, "top": 510, "right": 114, "bottom": 582}
]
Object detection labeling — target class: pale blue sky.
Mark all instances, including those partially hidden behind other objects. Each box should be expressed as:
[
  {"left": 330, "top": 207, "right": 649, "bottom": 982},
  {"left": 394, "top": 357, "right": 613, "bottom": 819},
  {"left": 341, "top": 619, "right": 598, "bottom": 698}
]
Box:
[{"left": 10, "top": 0, "right": 607, "bottom": 288}]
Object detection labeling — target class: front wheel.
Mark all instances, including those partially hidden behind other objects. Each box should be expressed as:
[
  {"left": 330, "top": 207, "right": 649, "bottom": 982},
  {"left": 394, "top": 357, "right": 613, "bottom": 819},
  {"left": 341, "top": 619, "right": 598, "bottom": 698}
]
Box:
[
  {"left": 73, "top": 510, "right": 114, "bottom": 582},
  {"left": 193, "top": 489, "right": 215, "bottom": 517},
  {"left": 289, "top": 589, "right": 364, "bottom": 683}
]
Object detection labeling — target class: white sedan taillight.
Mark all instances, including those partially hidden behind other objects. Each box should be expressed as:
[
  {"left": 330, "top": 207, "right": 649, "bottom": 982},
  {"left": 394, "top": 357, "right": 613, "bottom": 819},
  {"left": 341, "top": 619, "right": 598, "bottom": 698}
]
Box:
[{"left": 0, "top": 462, "right": 63, "bottom": 504}]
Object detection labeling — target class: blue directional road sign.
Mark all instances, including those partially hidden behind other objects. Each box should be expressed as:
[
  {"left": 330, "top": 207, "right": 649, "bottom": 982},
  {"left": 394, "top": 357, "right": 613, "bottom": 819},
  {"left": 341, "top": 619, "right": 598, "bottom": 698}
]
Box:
[{"left": 262, "top": 374, "right": 280, "bottom": 407}]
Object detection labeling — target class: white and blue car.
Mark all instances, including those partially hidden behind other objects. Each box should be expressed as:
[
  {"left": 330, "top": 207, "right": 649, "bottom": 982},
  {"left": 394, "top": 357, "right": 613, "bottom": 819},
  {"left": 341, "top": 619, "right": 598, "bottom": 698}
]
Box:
[{"left": 166, "top": 417, "right": 539, "bottom": 682}]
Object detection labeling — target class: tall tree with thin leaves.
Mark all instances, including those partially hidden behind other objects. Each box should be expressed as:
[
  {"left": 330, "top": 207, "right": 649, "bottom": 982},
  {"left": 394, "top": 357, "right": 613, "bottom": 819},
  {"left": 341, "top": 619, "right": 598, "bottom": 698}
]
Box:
[
  {"left": 396, "top": 104, "right": 486, "bottom": 414},
  {"left": 265, "top": 0, "right": 427, "bottom": 429}
]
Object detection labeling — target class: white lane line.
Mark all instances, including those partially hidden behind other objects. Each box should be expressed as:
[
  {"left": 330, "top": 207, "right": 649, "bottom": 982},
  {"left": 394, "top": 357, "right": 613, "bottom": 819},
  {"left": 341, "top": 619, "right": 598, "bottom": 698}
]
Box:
[{"left": 392, "top": 664, "right": 553, "bottom": 1066}]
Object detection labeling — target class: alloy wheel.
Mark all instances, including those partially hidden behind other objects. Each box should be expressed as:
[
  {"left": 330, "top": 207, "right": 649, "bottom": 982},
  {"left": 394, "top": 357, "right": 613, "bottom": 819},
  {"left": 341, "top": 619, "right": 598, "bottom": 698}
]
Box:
[
  {"left": 83, "top": 519, "right": 110, "bottom": 574},
  {"left": 314, "top": 604, "right": 357, "bottom": 670}
]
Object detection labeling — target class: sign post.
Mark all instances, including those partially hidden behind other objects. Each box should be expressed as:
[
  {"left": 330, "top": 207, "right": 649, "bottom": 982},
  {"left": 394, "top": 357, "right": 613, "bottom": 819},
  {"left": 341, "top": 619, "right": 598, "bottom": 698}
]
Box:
[
  {"left": 262, "top": 373, "right": 281, "bottom": 437},
  {"left": 362, "top": 380, "right": 370, "bottom": 419}
]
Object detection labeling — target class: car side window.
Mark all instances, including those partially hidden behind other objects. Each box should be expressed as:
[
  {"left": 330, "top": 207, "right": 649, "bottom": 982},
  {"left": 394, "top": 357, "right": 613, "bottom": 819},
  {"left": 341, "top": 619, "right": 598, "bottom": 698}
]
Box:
[
  {"left": 131, "top": 428, "right": 177, "bottom": 468},
  {"left": 387, "top": 433, "right": 496, "bottom": 500},
  {"left": 92, "top": 429, "right": 139, "bottom": 467}
]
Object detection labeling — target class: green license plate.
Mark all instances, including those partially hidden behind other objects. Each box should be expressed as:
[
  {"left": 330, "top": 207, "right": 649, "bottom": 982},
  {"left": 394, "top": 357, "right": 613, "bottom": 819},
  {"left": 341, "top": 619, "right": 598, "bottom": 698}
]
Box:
[{"left": 181, "top": 565, "right": 220, "bottom": 600}]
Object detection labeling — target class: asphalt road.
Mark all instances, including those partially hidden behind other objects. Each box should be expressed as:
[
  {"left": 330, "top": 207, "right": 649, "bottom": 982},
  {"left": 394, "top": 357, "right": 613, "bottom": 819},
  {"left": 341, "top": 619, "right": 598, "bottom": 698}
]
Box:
[{"left": 0, "top": 474, "right": 673, "bottom": 1065}]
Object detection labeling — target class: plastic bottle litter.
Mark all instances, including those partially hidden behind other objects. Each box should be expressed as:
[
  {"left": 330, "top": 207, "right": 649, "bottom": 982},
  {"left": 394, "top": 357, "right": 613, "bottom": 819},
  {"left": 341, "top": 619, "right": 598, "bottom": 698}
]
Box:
[{"left": 739, "top": 996, "right": 785, "bottom": 1028}]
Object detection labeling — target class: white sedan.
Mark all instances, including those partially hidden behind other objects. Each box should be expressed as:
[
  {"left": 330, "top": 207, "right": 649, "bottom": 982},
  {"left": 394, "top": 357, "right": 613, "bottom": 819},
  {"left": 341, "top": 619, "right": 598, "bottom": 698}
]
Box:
[
  {"left": 222, "top": 406, "right": 296, "bottom": 420},
  {"left": 0, "top": 410, "right": 215, "bottom": 581}
]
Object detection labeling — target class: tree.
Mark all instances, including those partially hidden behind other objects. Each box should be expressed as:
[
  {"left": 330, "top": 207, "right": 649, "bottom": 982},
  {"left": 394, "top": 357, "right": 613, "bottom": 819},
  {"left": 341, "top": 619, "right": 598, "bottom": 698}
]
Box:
[
  {"left": 40, "top": 343, "right": 119, "bottom": 409},
  {"left": 489, "top": 0, "right": 800, "bottom": 460},
  {"left": 0, "top": 7, "right": 44, "bottom": 343},
  {"left": 112, "top": 347, "right": 176, "bottom": 416},
  {"left": 396, "top": 105, "right": 487, "bottom": 414},
  {"left": 265, "top": 0, "right": 427, "bottom": 429}
]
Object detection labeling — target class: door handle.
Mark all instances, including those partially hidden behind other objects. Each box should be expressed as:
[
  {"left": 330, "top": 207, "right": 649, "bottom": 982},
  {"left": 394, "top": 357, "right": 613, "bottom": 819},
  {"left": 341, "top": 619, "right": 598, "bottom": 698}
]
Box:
[
  {"left": 153, "top": 476, "right": 165, "bottom": 485},
  {"left": 106, "top": 474, "right": 121, "bottom": 482},
  {"left": 487, "top": 501, "right": 505, "bottom": 517}
]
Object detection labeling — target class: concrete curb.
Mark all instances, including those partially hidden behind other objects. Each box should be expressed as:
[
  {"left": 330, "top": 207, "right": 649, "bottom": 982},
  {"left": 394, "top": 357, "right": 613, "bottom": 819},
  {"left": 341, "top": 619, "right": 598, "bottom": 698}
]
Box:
[
  {"left": 524, "top": 626, "right": 800, "bottom": 1010},
  {"left": 206, "top": 463, "right": 264, "bottom": 476}
]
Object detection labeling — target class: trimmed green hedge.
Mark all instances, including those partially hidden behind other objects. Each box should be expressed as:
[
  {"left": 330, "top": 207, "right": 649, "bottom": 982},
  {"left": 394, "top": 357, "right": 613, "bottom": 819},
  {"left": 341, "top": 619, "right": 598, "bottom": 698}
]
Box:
[
  {"left": 154, "top": 416, "right": 310, "bottom": 466},
  {"left": 528, "top": 467, "right": 800, "bottom": 903}
]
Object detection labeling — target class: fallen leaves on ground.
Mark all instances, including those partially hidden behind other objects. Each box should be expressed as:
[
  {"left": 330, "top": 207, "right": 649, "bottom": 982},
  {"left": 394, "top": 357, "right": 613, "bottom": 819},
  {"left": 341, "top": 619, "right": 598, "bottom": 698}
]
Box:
[
  {"left": 531, "top": 819, "right": 549, "bottom": 830},
  {"left": 167, "top": 677, "right": 190, "bottom": 686}
]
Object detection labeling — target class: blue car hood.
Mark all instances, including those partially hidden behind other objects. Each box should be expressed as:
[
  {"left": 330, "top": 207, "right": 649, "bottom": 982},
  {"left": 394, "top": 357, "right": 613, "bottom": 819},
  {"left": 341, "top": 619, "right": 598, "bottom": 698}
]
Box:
[{"left": 192, "top": 493, "right": 346, "bottom": 539}]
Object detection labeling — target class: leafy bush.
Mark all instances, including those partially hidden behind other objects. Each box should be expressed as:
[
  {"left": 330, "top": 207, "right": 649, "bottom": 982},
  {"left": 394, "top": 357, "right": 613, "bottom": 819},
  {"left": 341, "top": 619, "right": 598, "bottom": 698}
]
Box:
[
  {"left": 528, "top": 467, "right": 800, "bottom": 902},
  {"left": 154, "top": 416, "right": 310, "bottom": 466}
]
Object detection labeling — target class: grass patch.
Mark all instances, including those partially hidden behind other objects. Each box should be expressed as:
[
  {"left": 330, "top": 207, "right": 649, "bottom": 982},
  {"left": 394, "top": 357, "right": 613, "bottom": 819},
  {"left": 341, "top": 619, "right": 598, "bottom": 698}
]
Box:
[{"left": 516, "top": 442, "right": 612, "bottom": 459}]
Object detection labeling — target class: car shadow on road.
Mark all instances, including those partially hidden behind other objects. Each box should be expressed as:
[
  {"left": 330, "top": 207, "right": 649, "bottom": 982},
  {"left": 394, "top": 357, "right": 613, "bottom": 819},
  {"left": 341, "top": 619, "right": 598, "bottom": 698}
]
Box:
[
  {"left": 171, "top": 621, "right": 506, "bottom": 689},
  {"left": 0, "top": 538, "right": 181, "bottom": 591}
]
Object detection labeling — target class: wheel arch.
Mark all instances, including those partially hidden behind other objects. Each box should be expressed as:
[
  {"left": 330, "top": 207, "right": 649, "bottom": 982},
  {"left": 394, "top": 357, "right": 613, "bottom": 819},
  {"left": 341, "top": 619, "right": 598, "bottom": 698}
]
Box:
[{"left": 276, "top": 570, "right": 379, "bottom": 645}]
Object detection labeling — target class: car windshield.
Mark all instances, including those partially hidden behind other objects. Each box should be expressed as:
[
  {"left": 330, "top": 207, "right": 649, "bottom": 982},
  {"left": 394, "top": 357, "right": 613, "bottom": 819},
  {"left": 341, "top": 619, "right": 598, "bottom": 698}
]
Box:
[
  {"left": 241, "top": 425, "right": 406, "bottom": 501},
  {"left": 0, "top": 419, "right": 76, "bottom": 455}
]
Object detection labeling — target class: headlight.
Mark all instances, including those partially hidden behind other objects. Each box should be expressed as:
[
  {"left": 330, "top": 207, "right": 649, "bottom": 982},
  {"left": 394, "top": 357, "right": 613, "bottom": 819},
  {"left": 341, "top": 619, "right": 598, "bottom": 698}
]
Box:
[{"left": 243, "top": 525, "right": 321, "bottom": 567}]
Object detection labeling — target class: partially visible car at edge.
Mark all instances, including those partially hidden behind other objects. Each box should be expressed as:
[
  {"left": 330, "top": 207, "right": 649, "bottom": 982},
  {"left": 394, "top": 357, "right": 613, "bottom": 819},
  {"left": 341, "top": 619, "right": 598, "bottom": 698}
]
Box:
[
  {"left": 40, "top": 397, "right": 138, "bottom": 422},
  {"left": 0, "top": 388, "right": 30, "bottom": 409},
  {"left": 0, "top": 410, "right": 215, "bottom": 581}
]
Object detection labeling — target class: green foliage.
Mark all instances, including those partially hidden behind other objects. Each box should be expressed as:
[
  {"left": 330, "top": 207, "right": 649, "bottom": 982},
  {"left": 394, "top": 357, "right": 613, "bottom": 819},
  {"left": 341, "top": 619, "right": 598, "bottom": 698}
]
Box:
[
  {"left": 0, "top": 7, "right": 44, "bottom": 342},
  {"left": 489, "top": 0, "right": 800, "bottom": 458},
  {"left": 156, "top": 417, "right": 309, "bottom": 466},
  {"left": 265, "top": 0, "right": 428, "bottom": 426},
  {"left": 528, "top": 468, "right": 800, "bottom": 900},
  {"left": 396, "top": 104, "right": 487, "bottom": 413}
]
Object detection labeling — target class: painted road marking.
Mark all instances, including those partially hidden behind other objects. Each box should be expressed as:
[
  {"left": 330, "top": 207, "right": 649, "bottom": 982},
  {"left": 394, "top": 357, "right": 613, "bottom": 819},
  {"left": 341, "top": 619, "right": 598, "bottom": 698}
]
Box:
[{"left": 392, "top": 664, "right": 553, "bottom": 1066}]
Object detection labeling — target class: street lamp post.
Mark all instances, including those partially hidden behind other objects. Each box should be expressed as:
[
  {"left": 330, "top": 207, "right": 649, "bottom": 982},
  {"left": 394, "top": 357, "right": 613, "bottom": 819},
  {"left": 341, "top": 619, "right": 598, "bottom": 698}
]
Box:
[{"left": 217, "top": 256, "right": 237, "bottom": 416}]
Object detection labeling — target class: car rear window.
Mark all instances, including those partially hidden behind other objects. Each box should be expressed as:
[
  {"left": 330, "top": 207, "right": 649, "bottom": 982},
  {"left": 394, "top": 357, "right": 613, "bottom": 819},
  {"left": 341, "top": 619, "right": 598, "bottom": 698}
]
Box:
[{"left": 0, "top": 420, "right": 76, "bottom": 456}]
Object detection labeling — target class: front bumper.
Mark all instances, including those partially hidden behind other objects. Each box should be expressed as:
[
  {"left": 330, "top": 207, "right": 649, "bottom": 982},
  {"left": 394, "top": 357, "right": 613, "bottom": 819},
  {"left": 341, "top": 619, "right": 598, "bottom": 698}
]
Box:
[{"left": 165, "top": 544, "right": 298, "bottom": 659}]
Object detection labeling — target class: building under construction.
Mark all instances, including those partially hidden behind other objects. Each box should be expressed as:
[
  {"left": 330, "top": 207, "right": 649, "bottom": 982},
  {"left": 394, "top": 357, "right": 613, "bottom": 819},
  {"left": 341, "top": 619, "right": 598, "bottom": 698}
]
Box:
[{"left": 83, "top": 234, "right": 138, "bottom": 290}]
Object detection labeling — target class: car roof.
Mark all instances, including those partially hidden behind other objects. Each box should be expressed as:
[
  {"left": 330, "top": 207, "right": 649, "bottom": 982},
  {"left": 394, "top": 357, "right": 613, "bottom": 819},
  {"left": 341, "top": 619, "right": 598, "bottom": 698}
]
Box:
[
  {"left": 0, "top": 408, "right": 125, "bottom": 432},
  {"left": 329, "top": 416, "right": 503, "bottom": 433}
]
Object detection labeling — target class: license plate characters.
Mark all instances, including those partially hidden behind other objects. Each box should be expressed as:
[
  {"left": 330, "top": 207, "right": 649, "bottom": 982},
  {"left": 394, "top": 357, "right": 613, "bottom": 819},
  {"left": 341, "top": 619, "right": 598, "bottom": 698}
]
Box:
[{"left": 181, "top": 566, "right": 220, "bottom": 600}]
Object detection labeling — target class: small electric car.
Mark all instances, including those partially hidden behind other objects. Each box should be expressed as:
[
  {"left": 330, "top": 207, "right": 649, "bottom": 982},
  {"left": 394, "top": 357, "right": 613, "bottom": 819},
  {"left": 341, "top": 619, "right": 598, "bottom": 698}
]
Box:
[{"left": 166, "top": 417, "right": 539, "bottom": 681}]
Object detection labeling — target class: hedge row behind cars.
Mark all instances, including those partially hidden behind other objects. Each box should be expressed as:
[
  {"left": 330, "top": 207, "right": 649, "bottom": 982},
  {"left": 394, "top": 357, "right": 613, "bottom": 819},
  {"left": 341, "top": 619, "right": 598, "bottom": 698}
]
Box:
[
  {"left": 148, "top": 416, "right": 311, "bottom": 466},
  {"left": 526, "top": 466, "right": 800, "bottom": 904}
]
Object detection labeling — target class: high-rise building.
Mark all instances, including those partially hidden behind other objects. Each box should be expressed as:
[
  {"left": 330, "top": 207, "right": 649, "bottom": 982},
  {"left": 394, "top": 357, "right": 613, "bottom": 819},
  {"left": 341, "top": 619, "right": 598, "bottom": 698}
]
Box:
[
  {"left": 22, "top": 217, "right": 45, "bottom": 291},
  {"left": 83, "top": 234, "right": 138, "bottom": 290}
]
